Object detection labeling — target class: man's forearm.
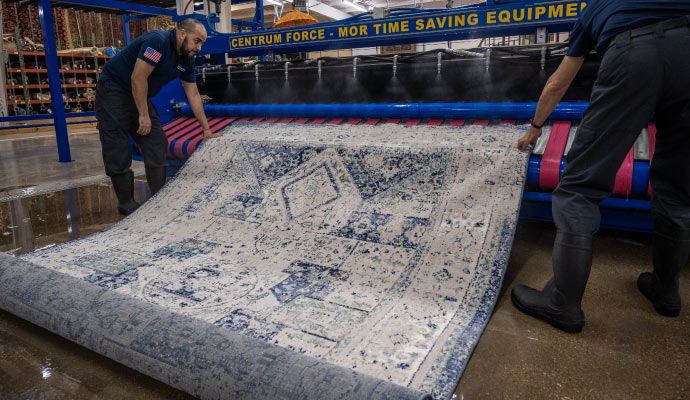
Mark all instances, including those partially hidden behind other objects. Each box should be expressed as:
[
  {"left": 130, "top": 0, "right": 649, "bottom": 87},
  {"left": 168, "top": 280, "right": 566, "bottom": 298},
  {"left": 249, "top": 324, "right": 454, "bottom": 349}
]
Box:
[
  {"left": 131, "top": 76, "right": 150, "bottom": 117},
  {"left": 532, "top": 78, "right": 569, "bottom": 126},
  {"left": 532, "top": 56, "right": 584, "bottom": 126},
  {"left": 189, "top": 92, "right": 210, "bottom": 130}
]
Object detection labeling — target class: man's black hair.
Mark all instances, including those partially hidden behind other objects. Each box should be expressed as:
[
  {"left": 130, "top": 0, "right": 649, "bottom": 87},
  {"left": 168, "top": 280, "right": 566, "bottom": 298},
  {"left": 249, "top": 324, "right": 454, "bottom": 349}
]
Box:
[{"left": 177, "top": 18, "right": 203, "bottom": 32}]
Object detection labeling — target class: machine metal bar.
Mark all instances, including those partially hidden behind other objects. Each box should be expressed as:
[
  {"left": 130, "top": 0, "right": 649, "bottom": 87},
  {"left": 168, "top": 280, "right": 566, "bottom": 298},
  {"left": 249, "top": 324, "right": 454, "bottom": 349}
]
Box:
[
  {"left": 232, "top": 19, "right": 261, "bottom": 30},
  {"left": 0, "top": 120, "right": 98, "bottom": 131},
  {"left": 523, "top": 192, "right": 651, "bottom": 211},
  {"left": 0, "top": 112, "right": 96, "bottom": 122},
  {"left": 38, "top": 0, "right": 71, "bottom": 162},
  {"left": 526, "top": 156, "right": 652, "bottom": 197},
  {"left": 520, "top": 192, "right": 653, "bottom": 232},
  {"left": 51, "top": 0, "right": 176, "bottom": 16},
  {"left": 186, "top": 102, "right": 589, "bottom": 120},
  {"left": 122, "top": 15, "right": 132, "bottom": 46},
  {"left": 122, "top": 13, "right": 157, "bottom": 22},
  {"left": 253, "top": 0, "right": 265, "bottom": 29}
]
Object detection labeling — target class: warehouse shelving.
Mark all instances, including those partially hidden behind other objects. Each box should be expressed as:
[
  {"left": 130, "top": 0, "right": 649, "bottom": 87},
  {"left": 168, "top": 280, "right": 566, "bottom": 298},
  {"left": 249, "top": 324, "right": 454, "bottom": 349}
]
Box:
[{"left": 5, "top": 49, "right": 110, "bottom": 116}]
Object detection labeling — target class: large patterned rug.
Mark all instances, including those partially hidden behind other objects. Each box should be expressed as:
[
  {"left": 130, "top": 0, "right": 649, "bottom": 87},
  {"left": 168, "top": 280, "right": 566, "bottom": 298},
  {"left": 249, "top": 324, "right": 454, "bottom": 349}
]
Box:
[{"left": 0, "top": 122, "right": 528, "bottom": 399}]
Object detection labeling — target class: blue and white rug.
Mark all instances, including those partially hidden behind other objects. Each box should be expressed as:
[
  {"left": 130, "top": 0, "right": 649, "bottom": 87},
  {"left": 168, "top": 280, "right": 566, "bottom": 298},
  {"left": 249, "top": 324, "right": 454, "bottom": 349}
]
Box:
[{"left": 18, "top": 122, "right": 528, "bottom": 399}]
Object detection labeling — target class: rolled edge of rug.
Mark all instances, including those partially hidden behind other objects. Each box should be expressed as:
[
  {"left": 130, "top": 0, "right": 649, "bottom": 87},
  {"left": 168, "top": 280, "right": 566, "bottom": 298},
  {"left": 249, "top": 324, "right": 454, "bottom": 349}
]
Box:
[{"left": 0, "top": 253, "right": 432, "bottom": 400}]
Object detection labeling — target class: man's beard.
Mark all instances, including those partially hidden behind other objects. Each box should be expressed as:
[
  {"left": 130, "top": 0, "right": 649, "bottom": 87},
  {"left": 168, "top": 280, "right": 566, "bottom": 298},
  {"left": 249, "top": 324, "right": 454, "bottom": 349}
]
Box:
[{"left": 181, "top": 40, "right": 197, "bottom": 59}]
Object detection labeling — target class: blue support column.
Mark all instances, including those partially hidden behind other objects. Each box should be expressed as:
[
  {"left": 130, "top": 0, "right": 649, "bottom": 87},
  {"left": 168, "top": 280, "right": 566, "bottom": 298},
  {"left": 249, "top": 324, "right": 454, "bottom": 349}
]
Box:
[
  {"left": 253, "top": 0, "right": 266, "bottom": 61},
  {"left": 123, "top": 15, "right": 132, "bottom": 45},
  {"left": 253, "top": 0, "right": 264, "bottom": 29},
  {"left": 38, "top": 0, "right": 72, "bottom": 162}
]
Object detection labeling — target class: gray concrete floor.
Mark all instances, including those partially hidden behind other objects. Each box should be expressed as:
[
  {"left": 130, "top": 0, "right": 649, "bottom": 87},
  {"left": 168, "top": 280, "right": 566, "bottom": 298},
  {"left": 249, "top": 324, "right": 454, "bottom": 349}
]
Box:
[
  {"left": 0, "top": 130, "right": 144, "bottom": 202},
  {"left": 1, "top": 132, "right": 689, "bottom": 399}
]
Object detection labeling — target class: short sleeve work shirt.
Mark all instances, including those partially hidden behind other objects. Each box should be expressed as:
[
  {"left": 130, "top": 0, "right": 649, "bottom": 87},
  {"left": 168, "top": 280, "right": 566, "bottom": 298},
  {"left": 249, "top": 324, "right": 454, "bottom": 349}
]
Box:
[
  {"left": 567, "top": 0, "right": 690, "bottom": 58},
  {"left": 100, "top": 29, "right": 196, "bottom": 98}
]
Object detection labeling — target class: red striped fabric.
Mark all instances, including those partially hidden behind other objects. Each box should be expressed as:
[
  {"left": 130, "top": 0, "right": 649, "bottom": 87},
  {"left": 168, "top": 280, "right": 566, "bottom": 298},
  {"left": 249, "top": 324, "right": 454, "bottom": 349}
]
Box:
[
  {"left": 251, "top": 117, "right": 264, "bottom": 123},
  {"left": 613, "top": 148, "right": 634, "bottom": 196},
  {"left": 165, "top": 118, "right": 198, "bottom": 138},
  {"left": 473, "top": 120, "right": 490, "bottom": 126},
  {"left": 163, "top": 117, "right": 189, "bottom": 131},
  {"left": 364, "top": 119, "right": 380, "bottom": 125},
  {"left": 295, "top": 118, "right": 309, "bottom": 124},
  {"left": 385, "top": 118, "right": 401, "bottom": 124},
  {"left": 499, "top": 119, "right": 516, "bottom": 125},
  {"left": 347, "top": 118, "right": 362, "bottom": 125},
  {"left": 184, "top": 118, "right": 236, "bottom": 157},
  {"left": 648, "top": 123, "right": 657, "bottom": 196},
  {"left": 280, "top": 118, "right": 294, "bottom": 123},
  {"left": 449, "top": 119, "right": 465, "bottom": 127},
  {"left": 328, "top": 118, "right": 344, "bottom": 125},
  {"left": 265, "top": 117, "right": 279, "bottom": 123},
  {"left": 238, "top": 117, "right": 251, "bottom": 122},
  {"left": 427, "top": 119, "right": 443, "bottom": 126},
  {"left": 166, "top": 121, "right": 201, "bottom": 156},
  {"left": 311, "top": 118, "right": 327, "bottom": 124},
  {"left": 539, "top": 121, "right": 571, "bottom": 189},
  {"left": 405, "top": 118, "right": 421, "bottom": 126},
  {"left": 171, "top": 118, "right": 222, "bottom": 158}
]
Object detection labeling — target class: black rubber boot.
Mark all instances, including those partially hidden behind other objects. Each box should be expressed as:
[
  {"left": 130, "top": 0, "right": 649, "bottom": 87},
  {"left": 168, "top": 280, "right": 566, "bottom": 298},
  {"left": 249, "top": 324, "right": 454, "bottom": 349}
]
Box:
[
  {"left": 637, "top": 217, "right": 690, "bottom": 317},
  {"left": 511, "top": 231, "right": 593, "bottom": 333},
  {"left": 145, "top": 165, "right": 167, "bottom": 196},
  {"left": 110, "top": 171, "right": 140, "bottom": 216}
]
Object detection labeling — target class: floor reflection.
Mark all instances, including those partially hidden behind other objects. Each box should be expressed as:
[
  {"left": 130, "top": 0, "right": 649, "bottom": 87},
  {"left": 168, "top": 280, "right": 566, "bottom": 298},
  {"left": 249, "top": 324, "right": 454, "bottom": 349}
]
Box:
[{"left": 0, "top": 179, "right": 149, "bottom": 255}]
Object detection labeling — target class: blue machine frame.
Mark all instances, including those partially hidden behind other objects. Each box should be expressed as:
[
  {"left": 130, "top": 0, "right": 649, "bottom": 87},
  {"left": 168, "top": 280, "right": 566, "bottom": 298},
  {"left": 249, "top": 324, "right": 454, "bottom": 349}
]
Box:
[{"left": 2, "top": 0, "right": 584, "bottom": 162}]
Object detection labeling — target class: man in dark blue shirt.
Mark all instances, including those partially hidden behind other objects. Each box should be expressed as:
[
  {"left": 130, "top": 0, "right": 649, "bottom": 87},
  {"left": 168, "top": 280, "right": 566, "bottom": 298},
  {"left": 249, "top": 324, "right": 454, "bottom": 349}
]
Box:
[
  {"left": 512, "top": 1, "right": 690, "bottom": 333},
  {"left": 95, "top": 18, "right": 220, "bottom": 215}
]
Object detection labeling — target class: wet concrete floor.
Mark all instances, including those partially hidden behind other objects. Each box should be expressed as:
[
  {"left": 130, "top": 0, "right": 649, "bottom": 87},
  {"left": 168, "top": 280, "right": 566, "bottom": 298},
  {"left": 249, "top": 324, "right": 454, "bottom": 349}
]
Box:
[
  {"left": 0, "top": 181, "right": 149, "bottom": 256},
  {"left": 0, "top": 130, "right": 145, "bottom": 202},
  {"left": 1, "top": 132, "right": 689, "bottom": 399}
]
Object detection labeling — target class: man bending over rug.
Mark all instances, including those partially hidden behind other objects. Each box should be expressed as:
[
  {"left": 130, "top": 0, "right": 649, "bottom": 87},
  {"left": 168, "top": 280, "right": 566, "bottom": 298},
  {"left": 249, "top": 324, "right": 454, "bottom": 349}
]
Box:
[
  {"left": 96, "top": 17, "right": 220, "bottom": 215},
  {"left": 512, "top": 0, "right": 690, "bottom": 332}
]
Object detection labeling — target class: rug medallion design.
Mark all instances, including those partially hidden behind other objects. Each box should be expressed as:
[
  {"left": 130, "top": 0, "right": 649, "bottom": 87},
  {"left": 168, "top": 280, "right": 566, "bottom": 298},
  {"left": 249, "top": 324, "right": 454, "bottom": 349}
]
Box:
[{"left": 9, "top": 122, "right": 528, "bottom": 399}]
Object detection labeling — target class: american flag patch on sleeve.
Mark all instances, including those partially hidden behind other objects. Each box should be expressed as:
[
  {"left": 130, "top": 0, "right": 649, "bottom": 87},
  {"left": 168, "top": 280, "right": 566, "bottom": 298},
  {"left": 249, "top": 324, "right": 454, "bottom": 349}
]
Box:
[{"left": 143, "top": 47, "right": 162, "bottom": 63}]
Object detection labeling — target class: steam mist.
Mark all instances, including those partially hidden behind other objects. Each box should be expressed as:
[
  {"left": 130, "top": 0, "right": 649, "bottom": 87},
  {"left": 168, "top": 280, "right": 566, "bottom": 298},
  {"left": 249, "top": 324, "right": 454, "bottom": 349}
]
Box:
[{"left": 198, "top": 48, "right": 598, "bottom": 105}]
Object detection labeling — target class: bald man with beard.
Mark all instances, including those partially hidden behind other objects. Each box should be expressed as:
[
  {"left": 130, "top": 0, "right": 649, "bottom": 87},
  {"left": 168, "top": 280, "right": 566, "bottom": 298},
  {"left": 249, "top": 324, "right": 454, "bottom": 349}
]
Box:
[{"left": 96, "top": 18, "right": 220, "bottom": 215}]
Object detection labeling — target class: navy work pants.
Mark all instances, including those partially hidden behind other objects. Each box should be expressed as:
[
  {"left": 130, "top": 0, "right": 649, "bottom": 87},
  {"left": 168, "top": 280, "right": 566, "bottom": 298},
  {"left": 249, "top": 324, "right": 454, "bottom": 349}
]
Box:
[
  {"left": 94, "top": 80, "right": 167, "bottom": 177},
  {"left": 553, "top": 20, "right": 690, "bottom": 234}
]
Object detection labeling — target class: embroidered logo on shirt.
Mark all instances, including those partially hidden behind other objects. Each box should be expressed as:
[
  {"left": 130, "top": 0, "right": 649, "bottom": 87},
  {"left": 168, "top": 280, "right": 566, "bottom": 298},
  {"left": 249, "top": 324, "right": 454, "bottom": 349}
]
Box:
[
  {"left": 143, "top": 47, "right": 162, "bottom": 63},
  {"left": 177, "top": 65, "right": 186, "bottom": 72}
]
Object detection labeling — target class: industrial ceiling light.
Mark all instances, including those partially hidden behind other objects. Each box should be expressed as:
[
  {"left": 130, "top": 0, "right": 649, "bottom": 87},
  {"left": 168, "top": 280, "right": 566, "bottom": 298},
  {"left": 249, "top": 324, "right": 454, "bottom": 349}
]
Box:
[{"left": 343, "top": 0, "right": 368, "bottom": 12}]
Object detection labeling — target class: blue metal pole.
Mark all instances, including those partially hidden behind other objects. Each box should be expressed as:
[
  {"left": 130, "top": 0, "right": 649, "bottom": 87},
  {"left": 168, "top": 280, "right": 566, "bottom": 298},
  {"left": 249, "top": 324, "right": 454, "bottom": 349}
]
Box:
[
  {"left": 184, "top": 102, "right": 590, "bottom": 120},
  {"left": 0, "top": 120, "right": 99, "bottom": 131},
  {"left": 0, "top": 111, "right": 95, "bottom": 122},
  {"left": 38, "top": 0, "right": 71, "bottom": 162},
  {"left": 253, "top": 0, "right": 264, "bottom": 29},
  {"left": 123, "top": 16, "right": 132, "bottom": 45},
  {"left": 253, "top": 0, "right": 267, "bottom": 61}
]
